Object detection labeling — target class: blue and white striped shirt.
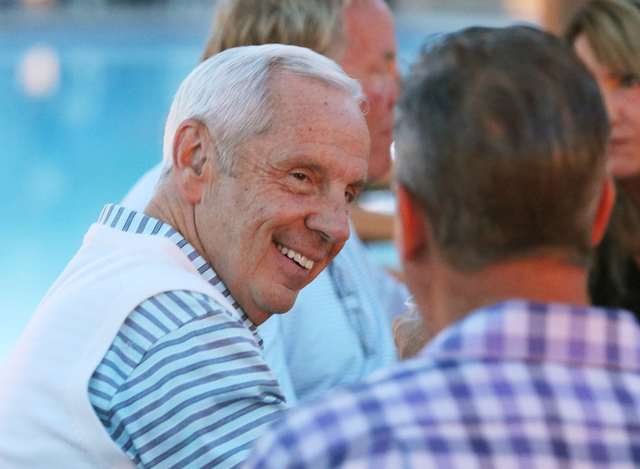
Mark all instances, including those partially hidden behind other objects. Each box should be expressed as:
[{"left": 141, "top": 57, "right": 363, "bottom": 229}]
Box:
[
  {"left": 88, "top": 205, "right": 286, "bottom": 469},
  {"left": 244, "top": 300, "right": 640, "bottom": 468}
]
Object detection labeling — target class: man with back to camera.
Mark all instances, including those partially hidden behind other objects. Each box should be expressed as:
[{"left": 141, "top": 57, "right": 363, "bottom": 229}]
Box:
[
  {"left": 0, "top": 44, "right": 370, "bottom": 469},
  {"left": 243, "top": 26, "right": 640, "bottom": 468},
  {"left": 122, "top": 0, "right": 409, "bottom": 404}
]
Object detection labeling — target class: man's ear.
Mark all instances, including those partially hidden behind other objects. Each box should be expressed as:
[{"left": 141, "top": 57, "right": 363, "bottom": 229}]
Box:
[
  {"left": 171, "top": 119, "right": 215, "bottom": 204},
  {"left": 395, "top": 184, "right": 428, "bottom": 262},
  {"left": 591, "top": 176, "right": 616, "bottom": 246}
]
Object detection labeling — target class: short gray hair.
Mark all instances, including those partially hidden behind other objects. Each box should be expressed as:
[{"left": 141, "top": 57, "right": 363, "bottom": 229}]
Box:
[
  {"left": 395, "top": 26, "right": 609, "bottom": 270},
  {"left": 161, "top": 43, "right": 365, "bottom": 178}
]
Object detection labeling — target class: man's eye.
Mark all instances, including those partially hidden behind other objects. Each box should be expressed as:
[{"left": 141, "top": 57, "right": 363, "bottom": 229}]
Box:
[
  {"left": 292, "top": 172, "right": 308, "bottom": 181},
  {"left": 620, "top": 74, "right": 640, "bottom": 88}
]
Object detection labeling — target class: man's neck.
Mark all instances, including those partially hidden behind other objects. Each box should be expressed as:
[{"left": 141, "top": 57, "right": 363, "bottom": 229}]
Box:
[
  {"left": 422, "top": 257, "right": 591, "bottom": 339},
  {"left": 145, "top": 187, "right": 198, "bottom": 250}
]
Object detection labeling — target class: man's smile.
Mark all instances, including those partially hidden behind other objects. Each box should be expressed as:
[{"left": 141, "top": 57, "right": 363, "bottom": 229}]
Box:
[{"left": 275, "top": 242, "right": 315, "bottom": 270}]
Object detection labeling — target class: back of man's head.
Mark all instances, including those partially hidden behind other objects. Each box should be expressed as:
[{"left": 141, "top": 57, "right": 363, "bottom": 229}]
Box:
[{"left": 394, "top": 26, "right": 609, "bottom": 271}]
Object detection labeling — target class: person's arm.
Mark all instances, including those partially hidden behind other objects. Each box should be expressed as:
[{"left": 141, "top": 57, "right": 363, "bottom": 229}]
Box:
[{"left": 89, "top": 290, "right": 286, "bottom": 469}]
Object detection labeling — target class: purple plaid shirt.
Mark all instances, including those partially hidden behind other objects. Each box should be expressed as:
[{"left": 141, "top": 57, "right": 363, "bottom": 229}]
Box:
[{"left": 243, "top": 300, "right": 640, "bottom": 468}]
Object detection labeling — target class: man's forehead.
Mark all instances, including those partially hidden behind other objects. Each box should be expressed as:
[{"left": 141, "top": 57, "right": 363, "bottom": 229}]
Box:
[
  {"left": 344, "top": 0, "right": 394, "bottom": 35},
  {"left": 262, "top": 73, "right": 369, "bottom": 160},
  {"left": 273, "top": 72, "right": 345, "bottom": 101},
  {"left": 271, "top": 76, "right": 362, "bottom": 125},
  {"left": 342, "top": 0, "right": 397, "bottom": 66},
  {"left": 273, "top": 148, "right": 366, "bottom": 169}
]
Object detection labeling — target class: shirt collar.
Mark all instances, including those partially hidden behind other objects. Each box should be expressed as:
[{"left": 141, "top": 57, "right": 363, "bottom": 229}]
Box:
[
  {"left": 423, "top": 299, "right": 640, "bottom": 373},
  {"left": 98, "top": 204, "right": 262, "bottom": 346}
]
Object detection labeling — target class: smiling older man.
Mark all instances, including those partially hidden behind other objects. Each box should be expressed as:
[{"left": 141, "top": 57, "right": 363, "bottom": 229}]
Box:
[
  {"left": 121, "top": 0, "right": 406, "bottom": 406},
  {"left": 0, "top": 44, "right": 369, "bottom": 469}
]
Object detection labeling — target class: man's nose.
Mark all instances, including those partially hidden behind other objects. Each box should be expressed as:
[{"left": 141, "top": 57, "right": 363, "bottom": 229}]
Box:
[
  {"left": 374, "top": 72, "right": 400, "bottom": 109},
  {"left": 304, "top": 196, "right": 351, "bottom": 244}
]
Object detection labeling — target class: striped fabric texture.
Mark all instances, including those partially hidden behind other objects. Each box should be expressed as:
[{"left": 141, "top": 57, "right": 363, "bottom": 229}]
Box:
[
  {"left": 244, "top": 301, "right": 640, "bottom": 468},
  {"left": 88, "top": 205, "right": 285, "bottom": 468}
]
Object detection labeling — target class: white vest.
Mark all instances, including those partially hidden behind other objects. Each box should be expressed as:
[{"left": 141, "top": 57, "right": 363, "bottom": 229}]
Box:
[{"left": 0, "top": 223, "right": 236, "bottom": 468}]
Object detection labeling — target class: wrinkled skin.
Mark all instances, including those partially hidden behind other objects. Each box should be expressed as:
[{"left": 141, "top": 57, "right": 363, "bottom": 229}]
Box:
[{"left": 192, "top": 74, "right": 370, "bottom": 325}]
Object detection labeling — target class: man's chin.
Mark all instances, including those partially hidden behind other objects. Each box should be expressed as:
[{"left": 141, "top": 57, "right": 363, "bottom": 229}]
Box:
[
  {"left": 269, "top": 295, "right": 298, "bottom": 315},
  {"left": 249, "top": 275, "right": 320, "bottom": 321},
  {"left": 253, "top": 289, "right": 299, "bottom": 318}
]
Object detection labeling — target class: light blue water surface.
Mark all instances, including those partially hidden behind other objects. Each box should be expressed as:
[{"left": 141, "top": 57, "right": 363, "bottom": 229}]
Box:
[{"left": 0, "top": 8, "right": 517, "bottom": 364}]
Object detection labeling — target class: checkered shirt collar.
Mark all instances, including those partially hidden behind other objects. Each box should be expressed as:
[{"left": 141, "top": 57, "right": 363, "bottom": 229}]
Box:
[
  {"left": 423, "top": 300, "right": 640, "bottom": 373},
  {"left": 97, "top": 204, "right": 261, "bottom": 345}
]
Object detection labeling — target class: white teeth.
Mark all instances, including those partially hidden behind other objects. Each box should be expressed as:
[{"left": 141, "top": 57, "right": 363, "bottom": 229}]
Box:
[{"left": 275, "top": 243, "right": 314, "bottom": 270}]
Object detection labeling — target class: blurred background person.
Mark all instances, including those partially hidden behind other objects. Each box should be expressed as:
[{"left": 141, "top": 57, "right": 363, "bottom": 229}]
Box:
[
  {"left": 565, "top": 0, "right": 640, "bottom": 319},
  {"left": 123, "top": 0, "right": 409, "bottom": 404}
]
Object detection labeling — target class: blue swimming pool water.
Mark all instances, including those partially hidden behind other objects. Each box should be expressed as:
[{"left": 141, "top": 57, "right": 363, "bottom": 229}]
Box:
[{"left": 0, "top": 7, "right": 518, "bottom": 364}]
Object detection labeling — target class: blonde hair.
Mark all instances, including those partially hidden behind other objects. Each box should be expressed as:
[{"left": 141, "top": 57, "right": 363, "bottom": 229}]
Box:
[
  {"left": 564, "top": 0, "right": 640, "bottom": 77},
  {"left": 201, "top": 0, "right": 350, "bottom": 62}
]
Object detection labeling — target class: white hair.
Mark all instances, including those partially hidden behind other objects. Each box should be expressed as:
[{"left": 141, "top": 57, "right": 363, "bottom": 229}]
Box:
[{"left": 160, "top": 43, "right": 365, "bottom": 179}]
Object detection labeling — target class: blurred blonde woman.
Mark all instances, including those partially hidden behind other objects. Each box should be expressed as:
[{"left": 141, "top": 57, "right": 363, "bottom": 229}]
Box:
[{"left": 565, "top": 0, "right": 640, "bottom": 317}]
